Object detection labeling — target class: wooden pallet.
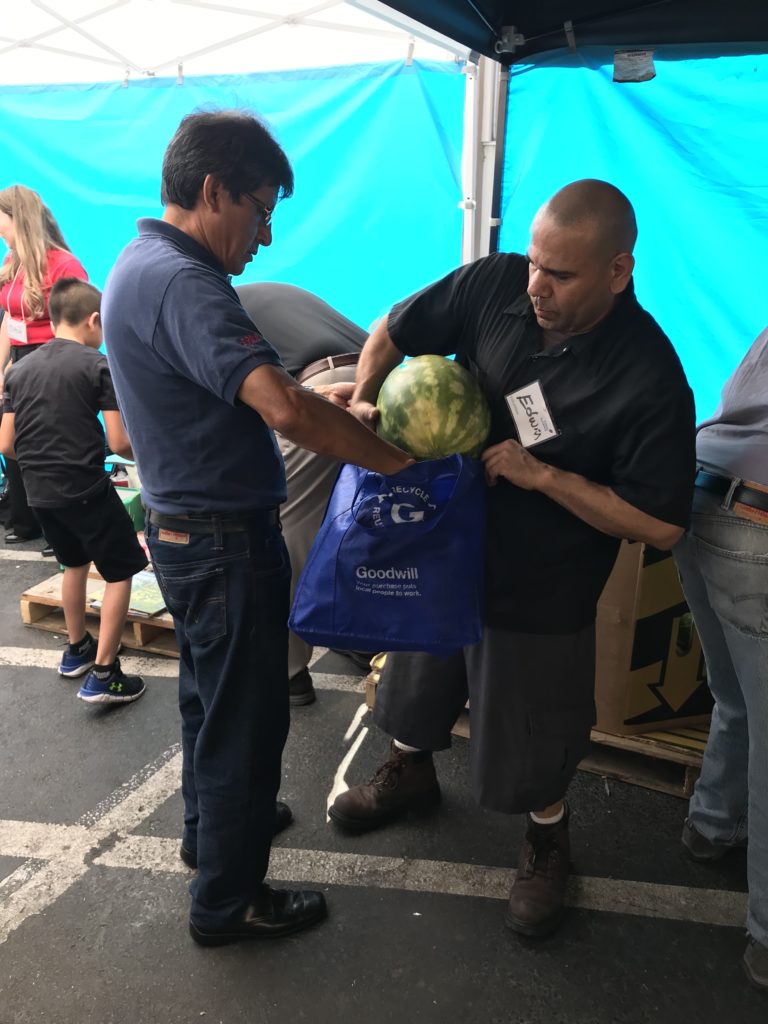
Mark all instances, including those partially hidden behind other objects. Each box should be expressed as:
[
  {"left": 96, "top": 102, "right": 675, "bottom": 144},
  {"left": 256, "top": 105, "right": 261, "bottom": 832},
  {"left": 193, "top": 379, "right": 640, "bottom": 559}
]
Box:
[
  {"left": 364, "top": 672, "right": 706, "bottom": 799},
  {"left": 20, "top": 572, "right": 179, "bottom": 658},
  {"left": 580, "top": 727, "right": 706, "bottom": 799}
]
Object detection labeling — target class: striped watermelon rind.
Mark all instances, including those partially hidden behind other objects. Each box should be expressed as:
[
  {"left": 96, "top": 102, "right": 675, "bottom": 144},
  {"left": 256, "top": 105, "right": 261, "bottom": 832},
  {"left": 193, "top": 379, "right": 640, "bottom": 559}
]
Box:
[{"left": 376, "top": 355, "right": 491, "bottom": 459}]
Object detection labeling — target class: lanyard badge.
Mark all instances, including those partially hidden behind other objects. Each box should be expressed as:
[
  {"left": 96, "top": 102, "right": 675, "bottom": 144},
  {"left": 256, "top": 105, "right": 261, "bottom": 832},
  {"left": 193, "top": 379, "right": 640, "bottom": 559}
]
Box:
[
  {"left": 5, "top": 266, "right": 29, "bottom": 344},
  {"left": 6, "top": 317, "right": 28, "bottom": 344}
]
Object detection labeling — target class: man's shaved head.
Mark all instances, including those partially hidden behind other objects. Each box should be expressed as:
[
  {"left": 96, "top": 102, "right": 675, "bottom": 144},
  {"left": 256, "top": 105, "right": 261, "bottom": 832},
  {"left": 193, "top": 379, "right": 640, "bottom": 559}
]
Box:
[
  {"left": 526, "top": 179, "right": 637, "bottom": 339},
  {"left": 535, "top": 179, "right": 637, "bottom": 258}
]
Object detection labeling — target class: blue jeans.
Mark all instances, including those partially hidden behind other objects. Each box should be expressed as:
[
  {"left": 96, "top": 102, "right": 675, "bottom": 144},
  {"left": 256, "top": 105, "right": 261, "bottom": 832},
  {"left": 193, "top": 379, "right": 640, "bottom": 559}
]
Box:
[
  {"left": 146, "top": 515, "right": 291, "bottom": 928},
  {"left": 673, "top": 488, "right": 768, "bottom": 946}
]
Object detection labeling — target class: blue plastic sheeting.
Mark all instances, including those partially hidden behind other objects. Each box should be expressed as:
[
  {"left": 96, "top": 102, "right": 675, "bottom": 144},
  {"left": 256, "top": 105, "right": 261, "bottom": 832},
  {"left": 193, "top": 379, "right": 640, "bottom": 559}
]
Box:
[
  {"left": 499, "top": 46, "right": 768, "bottom": 418},
  {"left": 0, "top": 61, "right": 463, "bottom": 331}
]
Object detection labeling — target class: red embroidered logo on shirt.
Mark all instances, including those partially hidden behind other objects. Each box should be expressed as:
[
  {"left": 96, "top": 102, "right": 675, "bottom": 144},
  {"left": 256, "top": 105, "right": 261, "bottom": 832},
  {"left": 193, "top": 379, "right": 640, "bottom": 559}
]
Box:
[{"left": 238, "top": 331, "right": 265, "bottom": 347}]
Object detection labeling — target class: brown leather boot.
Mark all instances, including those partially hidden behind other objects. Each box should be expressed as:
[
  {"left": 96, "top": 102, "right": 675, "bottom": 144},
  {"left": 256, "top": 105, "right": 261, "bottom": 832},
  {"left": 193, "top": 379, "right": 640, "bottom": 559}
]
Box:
[
  {"left": 329, "top": 741, "right": 441, "bottom": 832},
  {"left": 505, "top": 806, "right": 571, "bottom": 937}
]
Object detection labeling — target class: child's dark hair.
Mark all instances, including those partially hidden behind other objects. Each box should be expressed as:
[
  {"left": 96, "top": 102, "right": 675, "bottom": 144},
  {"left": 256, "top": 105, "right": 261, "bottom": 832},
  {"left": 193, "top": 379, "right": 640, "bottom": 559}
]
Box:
[{"left": 49, "top": 278, "right": 102, "bottom": 327}]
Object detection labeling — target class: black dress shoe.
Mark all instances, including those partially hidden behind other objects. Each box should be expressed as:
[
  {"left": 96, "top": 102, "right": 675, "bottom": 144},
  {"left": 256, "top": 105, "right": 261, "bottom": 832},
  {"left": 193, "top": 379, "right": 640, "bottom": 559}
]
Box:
[
  {"left": 189, "top": 885, "right": 327, "bottom": 946},
  {"left": 180, "top": 800, "right": 294, "bottom": 869},
  {"left": 289, "top": 667, "right": 316, "bottom": 706},
  {"left": 5, "top": 530, "right": 42, "bottom": 544},
  {"left": 41, "top": 545, "right": 55, "bottom": 558}
]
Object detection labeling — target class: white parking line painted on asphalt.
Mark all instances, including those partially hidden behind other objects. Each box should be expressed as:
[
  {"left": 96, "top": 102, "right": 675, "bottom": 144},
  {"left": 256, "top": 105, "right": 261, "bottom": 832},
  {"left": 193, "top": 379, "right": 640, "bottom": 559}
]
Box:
[
  {"left": 0, "top": 647, "right": 367, "bottom": 690},
  {"left": 34, "top": 830, "right": 745, "bottom": 931},
  {"left": 343, "top": 701, "right": 370, "bottom": 743},
  {"left": 0, "top": 859, "right": 92, "bottom": 945},
  {"left": 0, "top": 549, "right": 49, "bottom": 562},
  {"left": 0, "top": 646, "right": 180, "bottom": 677},
  {"left": 0, "top": 644, "right": 745, "bottom": 943},
  {"left": 0, "top": 748, "right": 182, "bottom": 944},
  {"left": 326, "top": 701, "right": 369, "bottom": 818}
]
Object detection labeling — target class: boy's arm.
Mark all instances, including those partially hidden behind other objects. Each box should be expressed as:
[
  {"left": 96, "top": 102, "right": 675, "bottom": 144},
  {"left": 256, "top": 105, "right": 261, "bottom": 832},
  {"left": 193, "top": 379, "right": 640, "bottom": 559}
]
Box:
[
  {"left": 102, "top": 409, "right": 133, "bottom": 459},
  {"left": 0, "top": 411, "right": 16, "bottom": 459}
]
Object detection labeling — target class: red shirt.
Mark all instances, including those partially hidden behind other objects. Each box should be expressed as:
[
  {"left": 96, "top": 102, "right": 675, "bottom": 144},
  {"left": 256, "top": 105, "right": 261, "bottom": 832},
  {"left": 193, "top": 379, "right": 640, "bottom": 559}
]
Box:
[{"left": 1, "top": 248, "right": 88, "bottom": 346}]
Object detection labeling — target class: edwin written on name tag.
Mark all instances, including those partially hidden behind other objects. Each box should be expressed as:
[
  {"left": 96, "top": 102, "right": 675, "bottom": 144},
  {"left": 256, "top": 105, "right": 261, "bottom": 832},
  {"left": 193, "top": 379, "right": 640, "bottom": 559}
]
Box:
[{"left": 505, "top": 380, "right": 559, "bottom": 449}]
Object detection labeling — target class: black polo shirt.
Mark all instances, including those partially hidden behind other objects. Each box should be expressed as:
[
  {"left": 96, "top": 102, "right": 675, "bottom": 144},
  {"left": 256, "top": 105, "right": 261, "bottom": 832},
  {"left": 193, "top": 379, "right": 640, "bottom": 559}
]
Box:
[{"left": 388, "top": 252, "right": 696, "bottom": 633}]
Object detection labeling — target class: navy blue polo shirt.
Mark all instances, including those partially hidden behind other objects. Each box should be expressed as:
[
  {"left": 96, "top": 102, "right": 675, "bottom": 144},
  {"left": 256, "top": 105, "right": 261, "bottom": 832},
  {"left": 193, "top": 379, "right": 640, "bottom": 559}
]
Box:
[
  {"left": 103, "top": 219, "right": 286, "bottom": 514},
  {"left": 388, "top": 251, "right": 696, "bottom": 632}
]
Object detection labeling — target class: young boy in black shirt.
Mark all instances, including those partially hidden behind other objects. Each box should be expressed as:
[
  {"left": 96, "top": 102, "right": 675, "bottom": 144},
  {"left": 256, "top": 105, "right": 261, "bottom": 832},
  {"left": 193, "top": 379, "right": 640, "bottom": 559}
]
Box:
[{"left": 0, "top": 278, "right": 147, "bottom": 704}]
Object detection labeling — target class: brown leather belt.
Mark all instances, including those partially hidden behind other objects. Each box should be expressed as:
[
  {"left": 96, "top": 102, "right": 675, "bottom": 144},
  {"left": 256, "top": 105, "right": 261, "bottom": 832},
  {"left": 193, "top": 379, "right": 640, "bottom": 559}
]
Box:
[
  {"left": 296, "top": 352, "right": 360, "bottom": 385},
  {"left": 695, "top": 469, "right": 768, "bottom": 514}
]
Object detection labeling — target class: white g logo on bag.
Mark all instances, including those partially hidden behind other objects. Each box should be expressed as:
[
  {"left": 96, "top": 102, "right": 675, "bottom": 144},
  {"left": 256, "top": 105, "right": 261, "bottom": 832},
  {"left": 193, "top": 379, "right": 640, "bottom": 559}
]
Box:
[{"left": 391, "top": 503, "right": 425, "bottom": 524}]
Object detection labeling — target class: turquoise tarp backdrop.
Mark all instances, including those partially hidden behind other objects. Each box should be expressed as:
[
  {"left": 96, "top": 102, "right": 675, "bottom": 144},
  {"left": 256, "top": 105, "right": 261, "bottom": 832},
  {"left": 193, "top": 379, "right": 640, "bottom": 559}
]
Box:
[
  {"left": 3, "top": 48, "right": 767, "bottom": 415},
  {"left": 0, "top": 60, "right": 464, "bottom": 331},
  {"left": 499, "top": 46, "right": 768, "bottom": 419}
]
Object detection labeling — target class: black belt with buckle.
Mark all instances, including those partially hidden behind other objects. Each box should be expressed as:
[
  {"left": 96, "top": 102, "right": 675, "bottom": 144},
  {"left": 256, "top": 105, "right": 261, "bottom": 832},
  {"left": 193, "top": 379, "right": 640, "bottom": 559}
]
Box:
[
  {"left": 694, "top": 470, "right": 768, "bottom": 514},
  {"left": 146, "top": 508, "right": 279, "bottom": 534}
]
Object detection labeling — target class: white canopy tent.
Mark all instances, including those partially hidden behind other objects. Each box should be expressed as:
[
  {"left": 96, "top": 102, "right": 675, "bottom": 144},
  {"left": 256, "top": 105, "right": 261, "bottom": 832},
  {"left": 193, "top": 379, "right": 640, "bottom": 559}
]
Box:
[
  {"left": 0, "top": 0, "right": 466, "bottom": 83},
  {"left": 0, "top": 0, "right": 496, "bottom": 264}
]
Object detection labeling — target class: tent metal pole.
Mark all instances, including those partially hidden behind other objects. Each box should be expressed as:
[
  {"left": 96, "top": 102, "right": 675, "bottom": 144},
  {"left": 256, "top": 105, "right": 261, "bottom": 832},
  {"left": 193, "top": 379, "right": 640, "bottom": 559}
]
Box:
[
  {"left": 460, "top": 56, "right": 504, "bottom": 263},
  {"left": 488, "top": 65, "right": 508, "bottom": 254}
]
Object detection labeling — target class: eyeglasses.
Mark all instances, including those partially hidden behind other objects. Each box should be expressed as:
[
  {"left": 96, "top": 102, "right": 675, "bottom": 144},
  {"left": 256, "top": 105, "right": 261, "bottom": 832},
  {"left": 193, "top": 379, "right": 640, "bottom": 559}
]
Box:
[{"left": 242, "top": 192, "right": 273, "bottom": 227}]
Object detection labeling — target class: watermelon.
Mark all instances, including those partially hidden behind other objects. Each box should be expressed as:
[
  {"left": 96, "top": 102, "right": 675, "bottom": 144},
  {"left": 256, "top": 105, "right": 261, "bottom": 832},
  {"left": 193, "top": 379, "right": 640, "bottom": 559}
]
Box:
[{"left": 376, "top": 355, "right": 491, "bottom": 459}]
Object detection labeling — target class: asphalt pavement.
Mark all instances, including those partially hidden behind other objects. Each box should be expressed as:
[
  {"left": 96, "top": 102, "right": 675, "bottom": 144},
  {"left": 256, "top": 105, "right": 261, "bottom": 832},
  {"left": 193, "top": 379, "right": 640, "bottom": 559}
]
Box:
[{"left": 0, "top": 532, "right": 764, "bottom": 1024}]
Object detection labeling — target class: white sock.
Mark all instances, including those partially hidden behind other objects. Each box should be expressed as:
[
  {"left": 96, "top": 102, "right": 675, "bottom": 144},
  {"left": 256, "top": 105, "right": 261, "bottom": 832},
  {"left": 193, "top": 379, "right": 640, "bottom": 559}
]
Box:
[
  {"left": 530, "top": 806, "right": 565, "bottom": 826},
  {"left": 393, "top": 739, "right": 423, "bottom": 753}
]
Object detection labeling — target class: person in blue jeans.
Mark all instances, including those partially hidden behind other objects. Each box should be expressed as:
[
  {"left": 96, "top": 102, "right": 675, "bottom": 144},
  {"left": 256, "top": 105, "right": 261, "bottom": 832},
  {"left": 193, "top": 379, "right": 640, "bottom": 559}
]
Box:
[
  {"left": 673, "top": 324, "right": 768, "bottom": 992},
  {"left": 103, "top": 110, "right": 411, "bottom": 947}
]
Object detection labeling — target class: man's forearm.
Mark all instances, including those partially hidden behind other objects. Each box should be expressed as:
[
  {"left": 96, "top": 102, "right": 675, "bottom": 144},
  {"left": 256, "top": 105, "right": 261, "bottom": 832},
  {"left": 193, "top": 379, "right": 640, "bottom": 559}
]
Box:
[
  {"left": 279, "top": 388, "right": 411, "bottom": 475},
  {"left": 536, "top": 462, "right": 684, "bottom": 549}
]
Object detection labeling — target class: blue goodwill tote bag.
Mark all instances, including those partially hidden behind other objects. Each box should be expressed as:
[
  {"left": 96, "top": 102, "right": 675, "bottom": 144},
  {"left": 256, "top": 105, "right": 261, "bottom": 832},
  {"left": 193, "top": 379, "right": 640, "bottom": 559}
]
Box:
[{"left": 289, "top": 454, "right": 486, "bottom": 656}]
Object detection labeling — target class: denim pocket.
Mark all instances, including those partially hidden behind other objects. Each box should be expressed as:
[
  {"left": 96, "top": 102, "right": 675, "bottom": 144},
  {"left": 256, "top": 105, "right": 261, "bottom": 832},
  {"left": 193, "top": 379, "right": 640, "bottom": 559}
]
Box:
[
  {"left": 692, "top": 520, "right": 768, "bottom": 638},
  {"left": 153, "top": 562, "right": 227, "bottom": 645}
]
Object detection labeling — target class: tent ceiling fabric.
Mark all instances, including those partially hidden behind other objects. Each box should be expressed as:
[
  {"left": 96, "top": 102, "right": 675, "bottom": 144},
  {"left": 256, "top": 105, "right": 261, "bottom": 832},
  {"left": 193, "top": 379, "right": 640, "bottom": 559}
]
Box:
[
  {"left": 0, "top": 0, "right": 458, "bottom": 84},
  {"left": 377, "top": 1, "right": 768, "bottom": 60}
]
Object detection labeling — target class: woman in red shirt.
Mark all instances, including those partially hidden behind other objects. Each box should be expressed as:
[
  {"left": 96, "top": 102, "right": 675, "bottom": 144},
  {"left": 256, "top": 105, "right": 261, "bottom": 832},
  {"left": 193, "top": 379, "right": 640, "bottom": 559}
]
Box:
[{"left": 0, "top": 185, "right": 88, "bottom": 544}]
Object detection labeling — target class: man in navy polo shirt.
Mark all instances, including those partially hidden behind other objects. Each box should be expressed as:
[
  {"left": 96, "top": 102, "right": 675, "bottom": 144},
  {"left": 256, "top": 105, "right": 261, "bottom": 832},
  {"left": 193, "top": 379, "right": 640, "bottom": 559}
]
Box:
[{"left": 103, "top": 110, "right": 411, "bottom": 947}]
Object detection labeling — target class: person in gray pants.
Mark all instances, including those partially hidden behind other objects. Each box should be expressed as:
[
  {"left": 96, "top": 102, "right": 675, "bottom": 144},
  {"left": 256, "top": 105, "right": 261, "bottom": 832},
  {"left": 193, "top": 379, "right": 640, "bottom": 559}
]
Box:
[{"left": 236, "top": 282, "right": 366, "bottom": 704}]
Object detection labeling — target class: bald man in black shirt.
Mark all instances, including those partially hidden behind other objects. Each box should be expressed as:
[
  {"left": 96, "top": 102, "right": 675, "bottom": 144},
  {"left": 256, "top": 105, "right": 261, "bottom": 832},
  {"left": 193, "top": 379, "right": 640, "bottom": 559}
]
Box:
[{"left": 330, "top": 180, "right": 696, "bottom": 939}]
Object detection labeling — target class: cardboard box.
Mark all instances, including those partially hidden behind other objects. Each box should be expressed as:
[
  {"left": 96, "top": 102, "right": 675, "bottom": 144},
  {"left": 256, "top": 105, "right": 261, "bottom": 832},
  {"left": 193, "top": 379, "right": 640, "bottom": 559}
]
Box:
[{"left": 595, "top": 540, "right": 712, "bottom": 735}]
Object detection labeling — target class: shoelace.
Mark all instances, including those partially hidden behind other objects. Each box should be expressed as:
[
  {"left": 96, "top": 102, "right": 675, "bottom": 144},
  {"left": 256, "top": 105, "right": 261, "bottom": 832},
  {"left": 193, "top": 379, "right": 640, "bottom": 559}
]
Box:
[{"left": 368, "top": 756, "right": 407, "bottom": 790}]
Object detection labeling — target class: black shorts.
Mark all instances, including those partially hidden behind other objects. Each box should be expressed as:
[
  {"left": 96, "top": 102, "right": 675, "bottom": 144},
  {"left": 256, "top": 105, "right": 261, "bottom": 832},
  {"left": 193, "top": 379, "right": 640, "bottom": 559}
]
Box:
[
  {"left": 33, "top": 484, "right": 148, "bottom": 582},
  {"left": 374, "top": 623, "right": 596, "bottom": 814}
]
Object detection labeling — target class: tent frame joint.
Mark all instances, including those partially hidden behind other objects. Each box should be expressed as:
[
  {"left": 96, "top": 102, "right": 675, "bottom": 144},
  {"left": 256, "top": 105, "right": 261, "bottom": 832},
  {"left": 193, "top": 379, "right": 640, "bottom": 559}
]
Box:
[{"left": 494, "top": 25, "right": 525, "bottom": 55}]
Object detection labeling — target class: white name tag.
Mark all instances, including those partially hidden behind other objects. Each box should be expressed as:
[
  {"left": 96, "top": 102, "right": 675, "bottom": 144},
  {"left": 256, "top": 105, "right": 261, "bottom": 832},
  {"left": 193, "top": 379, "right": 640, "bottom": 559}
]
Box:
[
  {"left": 6, "top": 317, "right": 28, "bottom": 344},
  {"left": 505, "top": 380, "right": 559, "bottom": 448}
]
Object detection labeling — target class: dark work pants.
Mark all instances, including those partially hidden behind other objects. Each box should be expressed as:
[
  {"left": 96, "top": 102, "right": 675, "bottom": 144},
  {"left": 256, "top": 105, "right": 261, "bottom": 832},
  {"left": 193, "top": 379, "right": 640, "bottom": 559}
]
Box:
[
  {"left": 146, "top": 515, "right": 291, "bottom": 928},
  {"left": 6, "top": 344, "right": 46, "bottom": 537},
  {"left": 373, "top": 623, "right": 597, "bottom": 814}
]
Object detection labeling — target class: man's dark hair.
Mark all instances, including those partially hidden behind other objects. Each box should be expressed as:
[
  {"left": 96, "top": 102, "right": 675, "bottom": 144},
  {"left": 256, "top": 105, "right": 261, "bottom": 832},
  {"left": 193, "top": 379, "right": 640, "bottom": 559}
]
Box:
[
  {"left": 49, "top": 278, "right": 102, "bottom": 327},
  {"left": 161, "top": 109, "right": 294, "bottom": 208}
]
